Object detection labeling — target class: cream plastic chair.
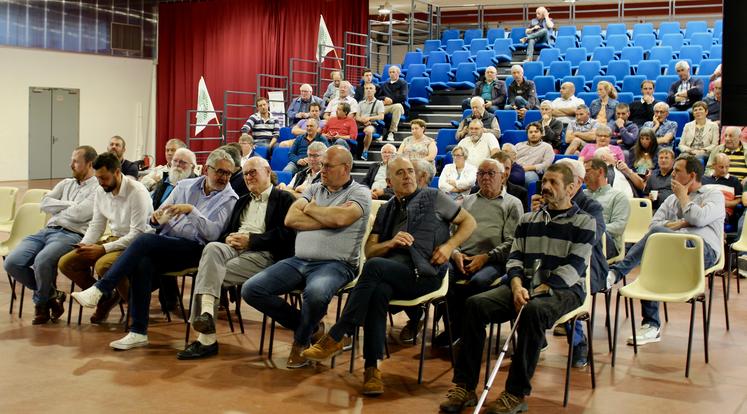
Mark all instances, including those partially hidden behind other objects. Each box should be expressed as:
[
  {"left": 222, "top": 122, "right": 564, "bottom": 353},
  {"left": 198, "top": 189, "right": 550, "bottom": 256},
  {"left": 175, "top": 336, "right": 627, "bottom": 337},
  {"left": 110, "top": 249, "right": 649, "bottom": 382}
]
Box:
[
  {"left": 0, "top": 189, "right": 51, "bottom": 232},
  {"left": 623, "top": 198, "right": 653, "bottom": 245},
  {"left": 2, "top": 203, "right": 48, "bottom": 316},
  {"left": 551, "top": 266, "right": 594, "bottom": 407},
  {"left": 370, "top": 199, "right": 386, "bottom": 220},
  {"left": 726, "top": 220, "right": 747, "bottom": 295},
  {"left": 611, "top": 233, "right": 707, "bottom": 378},
  {"left": 0, "top": 186, "right": 19, "bottom": 229}
]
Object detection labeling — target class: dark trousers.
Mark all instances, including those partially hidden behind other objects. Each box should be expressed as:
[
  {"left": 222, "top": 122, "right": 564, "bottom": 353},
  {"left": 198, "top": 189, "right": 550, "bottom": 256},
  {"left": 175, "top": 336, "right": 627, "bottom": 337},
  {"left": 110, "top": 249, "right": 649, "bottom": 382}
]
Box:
[
  {"left": 122, "top": 234, "right": 204, "bottom": 334},
  {"left": 452, "top": 284, "right": 581, "bottom": 395},
  {"left": 445, "top": 262, "right": 504, "bottom": 340},
  {"left": 328, "top": 257, "right": 441, "bottom": 364}
]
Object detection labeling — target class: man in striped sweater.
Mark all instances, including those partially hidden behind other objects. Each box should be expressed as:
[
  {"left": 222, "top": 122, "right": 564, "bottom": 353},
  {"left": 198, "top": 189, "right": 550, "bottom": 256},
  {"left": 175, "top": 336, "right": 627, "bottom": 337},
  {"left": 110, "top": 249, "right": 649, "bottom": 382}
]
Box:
[{"left": 440, "top": 162, "right": 596, "bottom": 414}]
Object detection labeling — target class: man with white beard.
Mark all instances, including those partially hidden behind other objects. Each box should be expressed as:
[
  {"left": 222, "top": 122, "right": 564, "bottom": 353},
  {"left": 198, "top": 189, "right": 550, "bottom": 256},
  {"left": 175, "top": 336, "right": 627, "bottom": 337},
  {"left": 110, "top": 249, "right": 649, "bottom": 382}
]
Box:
[{"left": 151, "top": 148, "right": 197, "bottom": 210}]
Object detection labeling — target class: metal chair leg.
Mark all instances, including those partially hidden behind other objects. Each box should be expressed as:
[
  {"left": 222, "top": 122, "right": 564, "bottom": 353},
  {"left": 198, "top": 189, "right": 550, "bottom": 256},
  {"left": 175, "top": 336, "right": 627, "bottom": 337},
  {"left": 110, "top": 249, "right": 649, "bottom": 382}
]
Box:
[
  {"left": 701, "top": 297, "right": 709, "bottom": 364},
  {"left": 8, "top": 275, "right": 17, "bottom": 314},
  {"left": 611, "top": 289, "right": 621, "bottom": 367},
  {"left": 586, "top": 317, "right": 596, "bottom": 389},
  {"left": 629, "top": 298, "right": 638, "bottom": 355},
  {"left": 259, "top": 315, "right": 267, "bottom": 355},
  {"left": 417, "top": 303, "right": 430, "bottom": 384},
  {"left": 18, "top": 286, "right": 25, "bottom": 318},
  {"left": 563, "top": 317, "right": 576, "bottom": 407},
  {"left": 685, "top": 301, "right": 696, "bottom": 378}
]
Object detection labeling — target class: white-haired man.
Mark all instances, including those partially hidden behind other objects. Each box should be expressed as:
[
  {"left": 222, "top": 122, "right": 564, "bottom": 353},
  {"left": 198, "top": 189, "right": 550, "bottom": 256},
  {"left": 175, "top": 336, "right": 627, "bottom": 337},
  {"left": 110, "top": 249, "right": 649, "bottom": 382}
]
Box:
[
  {"left": 151, "top": 147, "right": 197, "bottom": 210},
  {"left": 461, "top": 66, "right": 507, "bottom": 113},
  {"left": 379, "top": 65, "right": 408, "bottom": 141},
  {"left": 457, "top": 97, "right": 501, "bottom": 140},
  {"left": 642, "top": 102, "right": 678, "bottom": 146},
  {"left": 506, "top": 65, "right": 538, "bottom": 118},
  {"left": 140, "top": 138, "right": 187, "bottom": 191},
  {"left": 666, "top": 60, "right": 704, "bottom": 112},
  {"left": 324, "top": 81, "right": 359, "bottom": 120},
  {"left": 287, "top": 83, "right": 325, "bottom": 125}
]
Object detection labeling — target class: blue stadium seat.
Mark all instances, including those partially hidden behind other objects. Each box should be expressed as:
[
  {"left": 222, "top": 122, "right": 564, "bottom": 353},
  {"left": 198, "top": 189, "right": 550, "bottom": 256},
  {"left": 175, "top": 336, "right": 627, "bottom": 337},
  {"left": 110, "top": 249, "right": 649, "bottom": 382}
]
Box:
[
  {"left": 695, "top": 75, "right": 711, "bottom": 94},
  {"left": 658, "top": 21, "right": 681, "bottom": 39},
  {"left": 620, "top": 47, "right": 644, "bottom": 69},
  {"left": 510, "top": 27, "right": 528, "bottom": 50},
  {"left": 522, "top": 110, "right": 542, "bottom": 127},
  {"left": 654, "top": 75, "right": 678, "bottom": 94},
  {"left": 617, "top": 92, "right": 634, "bottom": 104},
  {"left": 492, "top": 38, "right": 513, "bottom": 63},
  {"left": 668, "top": 111, "right": 690, "bottom": 138},
  {"left": 660, "top": 33, "right": 684, "bottom": 53},
  {"left": 429, "top": 175, "right": 439, "bottom": 189},
  {"left": 428, "top": 63, "right": 452, "bottom": 90},
  {"left": 473, "top": 50, "right": 497, "bottom": 74},
  {"left": 548, "top": 61, "right": 572, "bottom": 80},
  {"left": 554, "top": 36, "right": 578, "bottom": 55},
  {"left": 254, "top": 146, "right": 268, "bottom": 160},
  {"left": 401, "top": 51, "right": 423, "bottom": 74},
  {"left": 522, "top": 61, "right": 544, "bottom": 80},
  {"left": 606, "top": 60, "right": 631, "bottom": 84},
  {"left": 632, "top": 23, "right": 654, "bottom": 39},
  {"left": 538, "top": 48, "right": 561, "bottom": 67},
  {"left": 684, "top": 21, "right": 708, "bottom": 39},
  {"left": 648, "top": 46, "right": 674, "bottom": 63},
  {"left": 447, "top": 62, "right": 477, "bottom": 89},
  {"left": 708, "top": 46, "right": 721, "bottom": 60},
  {"left": 405, "top": 64, "right": 427, "bottom": 82},
  {"left": 580, "top": 35, "right": 603, "bottom": 52},
  {"left": 590, "top": 75, "right": 616, "bottom": 93},
  {"left": 444, "top": 39, "right": 466, "bottom": 56},
  {"left": 407, "top": 77, "right": 432, "bottom": 106},
  {"left": 653, "top": 92, "right": 668, "bottom": 102},
  {"left": 621, "top": 75, "right": 647, "bottom": 95},
  {"left": 279, "top": 127, "right": 295, "bottom": 142},
  {"left": 556, "top": 25, "right": 577, "bottom": 39},
  {"left": 689, "top": 32, "right": 714, "bottom": 52},
  {"left": 679, "top": 45, "right": 705, "bottom": 67},
  {"left": 378, "top": 64, "right": 398, "bottom": 82},
  {"left": 426, "top": 51, "right": 448, "bottom": 71},
  {"left": 533, "top": 76, "right": 557, "bottom": 100},
  {"left": 270, "top": 147, "right": 290, "bottom": 171},
  {"left": 494, "top": 110, "right": 520, "bottom": 133},
  {"left": 449, "top": 50, "right": 471, "bottom": 70},
  {"left": 487, "top": 28, "right": 505, "bottom": 43},
  {"left": 606, "top": 23, "right": 628, "bottom": 39},
  {"left": 713, "top": 19, "right": 723, "bottom": 35},
  {"left": 418, "top": 39, "right": 442, "bottom": 56},
  {"left": 452, "top": 109, "right": 472, "bottom": 128},
  {"left": 577, "top": 92, "right": 597, "bottom": 106},
  {"left": 274, "top": 171, "right": 292, "bottom": 185},
  {"left": 467, "top": 38, "right": 489, "bottom": 56},
  {"left": 441, "top": 29, "right": 460, "bottom": 43},
  {"left": 564, "top": 47, "right": 588, "bottom": 71},
  {"left": 576, "top": 61, "right": 603, "bottom": 85},
  {"left": 464, "top": 29, "right": 484, "bottom": 45},
  {"left": 606, "top": 34, "right": 630, "bottom": 54},
  {"left": 698, "top": 59, "right": 720, "bottom": 76},
  {"left": 633, "top": 33, "right": 657, "bottom": 51},
  {"left": 500, "top": 130, "right": 527, "bottom": 146},
  {"left": 637, "top": 60, "right": 663, "bottom": 81},
  {"left": 590, "top": 47, "right": 617, "bottom": 70},
  {"left": 581, "top": 25, "right": 603, "bottom": 38},
  {"left": 436, "top": 128, "right": 458, "bottom": 154},
  {"left": 562, "top": 76, "right": 586, "bottom": 96}
]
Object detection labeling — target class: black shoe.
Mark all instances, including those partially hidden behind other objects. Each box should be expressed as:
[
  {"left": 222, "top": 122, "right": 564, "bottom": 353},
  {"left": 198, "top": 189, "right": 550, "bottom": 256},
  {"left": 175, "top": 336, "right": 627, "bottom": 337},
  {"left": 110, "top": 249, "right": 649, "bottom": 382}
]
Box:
[
  {"left": 399, "top": 319, "right": 424, "bottom": 344},
  {"left": 177, "top": 340, "right": 219, "bottom": 360},
  {"left": 32, "top": 303, "right": 50, "bottom": 325},
  {"left": 192, "top": 312, "right": 216, "bottom": 334},
  {"left": 572, "top": 341, "right": 589, "bottom": 368},
  {"left": 432, "top": 331, "right": 459, "bottom": 348},
  {"left": 48, "top": 291, "right": 66, "bottom": 321}
]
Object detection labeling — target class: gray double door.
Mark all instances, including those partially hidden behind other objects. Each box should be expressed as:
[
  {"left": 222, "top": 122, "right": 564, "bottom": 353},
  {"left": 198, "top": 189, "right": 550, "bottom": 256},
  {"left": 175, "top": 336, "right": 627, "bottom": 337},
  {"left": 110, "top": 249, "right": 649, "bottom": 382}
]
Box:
[{"left": 28, "top": 88, "right": 80, "bottom": 179}]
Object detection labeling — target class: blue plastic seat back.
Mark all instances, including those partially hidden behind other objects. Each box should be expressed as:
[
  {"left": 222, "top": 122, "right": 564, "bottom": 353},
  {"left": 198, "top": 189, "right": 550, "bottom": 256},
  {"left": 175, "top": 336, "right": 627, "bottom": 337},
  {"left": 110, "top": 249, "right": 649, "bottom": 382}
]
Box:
[
  {"left": 522, "top": 61, "right": 544, "bottom": 80},
  {"left": 648, "top": 46, "right": 674, "bottom": 64},
  {"left": 487, "top": 28, "right": 506, "bottom": 43},
  {"left": 426, "top": 51, "right": 448, "bottom": 69},
  {"left": 555, "top": 36, "right": 577, "bottom": 54},
  {"left": 658, "top": 21, "right": 681, "bottom": 39},
  {"left": 538, "top": 48, "right": 561, "bottom": 67},
  {"left": 401, "top": 51, "right": 424, "bottom": 72},
  {"left": 548, "top": 61, "right": 572, "bottom": 79},
  {"left": 565, "top": 48, "right": 588, "bottom": 68},
  {"left": 632, "top": 23, "right": 654, "bottom": 39},
  {"left": 441, "top": 29, "right": 460, "bottom": 43},
  {"left": 591, "top": 47, "right": 616, "bottom": 66},
  {"left": 660, "top": 33, "right": 684, "bottom": 52},
  {"left": 581, "top": 25, "right": 602, "bottom": 38},
  {"left": 697, "top": 59, "right": 720, "bottom": 76},
  {"left": 464, "top": 29, "right": 484, "bottom": 45},
  {"left": 577, "top": 61, "right": 603, "bottom": 81},
  {"left": 689, "top": 32, "right": 714, "bottom": 52},
  {"left": 606, "top": 60, "right": 631, "bottom": 82},
  {"left": 580, "top": 35, "right": 603, "bottom": 51},
  {"left": 422, "top": 40, "right": 442, "bottom": 55},
  {"left": 637, "top": 60, "right": 662, "bottom": 80},
  {"left": 654, "top": 75, "right": 678, "bottom": 94},
  {"left": 557, "top": 25, "right": 577, "bottom": 39},
  {"left": 405, "top": 64, "right": 427, "bottom": 82},
  {"left": 620, "top": 47, "right": 644, "bottom": 67},
  {"left": 633, "top": 33, "right": 656, "bottom": 51},
  {"left": 605, "top": 24, "right": 628, "bottom": 39},
  {"left": 621, "top": 75, "right": 647, "bottom": 95},
  {"left": 606, "top": 34, "right": 630, "bottom": 52},
  {"left": 450, "top": 50, "right": 471, "bottom": 68},
  {"left": 445, "top": 39, "right": 466, "bottom": 55},
  {"left": 679, "top": 45, "right": 704, "bottom": 66},
  {"left": 684, "top": 21, "right": 708, "bottom": 39},
  {"left": 534, "top": 76, "right": 557, "bottom": 98}
]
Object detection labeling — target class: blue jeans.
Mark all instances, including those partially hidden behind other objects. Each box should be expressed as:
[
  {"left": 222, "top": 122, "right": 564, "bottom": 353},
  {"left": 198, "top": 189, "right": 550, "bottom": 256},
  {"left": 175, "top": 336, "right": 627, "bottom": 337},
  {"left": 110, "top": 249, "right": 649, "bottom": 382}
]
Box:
[
  {"left": 4, "top": 227, "right": 81, "bottom": 304},
  {"left": 112, "top": 233, "right": 204, "bottom": 335},
  {"left": 524, "top": 171, "right": 540, "bottom": 188},
  {"left": 241, "top": 256, "right": 356, "bottom": 345},
  {"left": 611, "top": 226, "right": 718, "bottom": 328},
  {"left": 526, "top": 28, "right": 549, "bottom": 59}
]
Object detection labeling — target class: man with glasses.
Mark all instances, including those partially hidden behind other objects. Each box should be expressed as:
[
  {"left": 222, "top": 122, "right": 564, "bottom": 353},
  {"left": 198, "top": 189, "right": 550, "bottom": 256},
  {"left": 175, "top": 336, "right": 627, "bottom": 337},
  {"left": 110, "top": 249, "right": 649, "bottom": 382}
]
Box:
[
  {"left": 178, "top": 156, "right": 296, "bottom": 359},
  {"left": 284, "top": 118, "right": 329, "bottom": 174},
  {"left": 281, "top": 142, "right": 327, "bottom": 197},
  {"left": 642, "top": 102, "right": 678, "bottom": 146},
  {"left": 242, "top": 146, "right": 371, "bottom": 369},
  {"left": 666, "top": 60, "right": 704, "bottom": 112},
  {"left": 70, "top": 148, "right": 239, "bottom": 350},
  {"left": 151, "top": 147, "right": 197, "bottom": 210}
]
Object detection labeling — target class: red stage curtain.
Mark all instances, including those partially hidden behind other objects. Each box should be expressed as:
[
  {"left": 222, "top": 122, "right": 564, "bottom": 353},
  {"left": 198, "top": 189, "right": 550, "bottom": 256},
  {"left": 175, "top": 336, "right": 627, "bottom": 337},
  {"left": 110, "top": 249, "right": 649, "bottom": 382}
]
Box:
[{"left": 156, "top": 0, "right": 368, "bottom": 163}]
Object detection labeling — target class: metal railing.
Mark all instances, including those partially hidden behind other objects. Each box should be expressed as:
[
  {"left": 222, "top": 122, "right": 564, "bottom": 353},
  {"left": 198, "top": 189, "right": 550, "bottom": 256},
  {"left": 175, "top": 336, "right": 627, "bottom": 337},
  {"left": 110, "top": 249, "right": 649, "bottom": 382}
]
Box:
[
  {"left": 185, "top": 109, "right": 224, "bottom": 164},
  {"left": 222, "top": 90, "right": 256, "bottom": 142}
]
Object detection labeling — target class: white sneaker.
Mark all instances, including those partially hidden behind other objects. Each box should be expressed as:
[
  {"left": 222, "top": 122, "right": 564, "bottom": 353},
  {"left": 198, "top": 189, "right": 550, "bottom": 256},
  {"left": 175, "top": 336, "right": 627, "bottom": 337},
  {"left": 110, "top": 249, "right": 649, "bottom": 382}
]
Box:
[
  {"left": 627, "top": 323, "right": 661, "bottom": 345},
  {"left": 606, "top": 270, "right": 618, "bottom": 290},
  {"left": 71, "top": 285, "right": 103, "bottom": 308},
  {"left": 386, "top": 132, "right": 395, "bottom": 141},
  {"left": 110, "top": 332, "right": 149, "bottom": 350}
]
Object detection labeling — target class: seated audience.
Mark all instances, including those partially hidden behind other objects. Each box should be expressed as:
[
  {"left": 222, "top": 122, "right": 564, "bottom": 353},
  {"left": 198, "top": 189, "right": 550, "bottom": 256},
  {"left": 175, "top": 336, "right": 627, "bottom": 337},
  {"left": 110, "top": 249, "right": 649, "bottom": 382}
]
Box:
[
  {"left": 238, "top": 134, "right": 255, "bottom": 166},
  {"left": 500, "top": 145, "right": 527, "bottom": 189},
  {"left": 285, "top": 118, "right": 329, "bottom": 174},
  {"left": 4, "top": 146, "right": 98, "bottom": 324},
  {"left": 584, "top": 157, "right": 631, "bottom": 259},
  {"left": 702, "top": 153, "right": 742, "bottom": 221},
  {"left": 461, "top": 66, "right": 507, "bottom": 113},
  {"left": 356, "top": 82, "right": 385, "bottom": 160},
  {"left": 140, "top": 138, "right": 187, "bottom": 191},
  {"left": 642, "top": 102, "right": 678, "bottom": 146},
  {"left": 289, "top": 102, "right": 325, "bottom": 139},
  {"left": 520, "top": 6, "right": 554, "bottom": 61},
  {"left": 241, "top": 97, "right": 280, "bottom": 148},
  {"left": 280, "top": 142, "right": 326, "bottom": 197},
  {"left": 321, "top": 102, "right": 359, "bottom": 148},
  {"left": 609, "top": 103, "right": 639, "bottom": 152},
  {"left": 578, "top": 125, "right": 625, "bottom": 163},
  {"left": 323, "top": 71, "right": 354, "bottom": 104},
  {"left": 627, "top": 128, "right": 659, "bottom": 175},
  {"left": 412, "top": 158, "right": 437, "bottom": 189},
  {"left": 617, "top": 147, "right": 674, "bottom": 209},
  {"left": 703, "top": 78, "right": 721, "bottom": 125},
  {"left": 707, "top": 126, "right": 747, "bottom": 182},
  {"left": 302, "top": 157, "right": 476, "bottom": 396},
  {"left": 58, "top": 152, "right": 153, "bottom": 324},
  {"left": 107, "top": 135, "right": 139, "bottom": 178},
  {"left": 457, "top": 119, "right": 500, "bottom": 167},
  {"left": 439, "top": 146, "right": 478, "bottom": 200},
  {"left": 324, "top": 81, "right": 359, "bottom": 120},
  {"left": 679, "top": 101, "right": 719, "bottom": 162},
  {"left": 564, "top": 104, "right": 598, "bottom": 155},
  {"left": 378, "top": 65, "right": 408, "bottom": 141},
  {"left": 439, "top": 162, "right": 595, "bottom": 414},
  {"left": 287, "top": 83, "right": 325, "bottom": 125},
  {"left": 398, "top": 119, "right": 437, "bottom": 164},
  {"left": 71, "top": 149, "right": 239, "bottom": 350},
  {"left": 538, "top": 100, "right": 563, "bottom": 150},
  {"left": 363, "top": 143, "right": 397, "bottom": 200},
  {"left": 354, "top": 69, "right": 381, "bottom": 102},
  {"left": 608, "top": 155, "right": 723, "bottom": 345},
  {"left": 492, "top": 151, "right": 529, "bottom": 211},
  {"left": 552, "top": 82, "right": 585, "bottom": 126},
  {"left": 666, "top": 60, "right": 704, "bottom": 112},
  {"left": 457, "top": 97, "right": 501, "bottom": 140},
  {"left": 241, "top": 146, "right": 371, "bottom": 369},
  {"left": 514, "top": 122, "right": 554, "bottom": 187},
  {"left": 629, "top": 80, "right": 659, "bottom": 128},
  {"left": 590, "top": 81, "right": 619, "bottom": 123},
  {"left": 222, "top": 144, "right": 249, "bottom": 197},
  {"left": 177, "top": 157, "right": 295, "bottom": 359},
  {"left": 506, "top": 65, "right": 538, "bottom": 118}
]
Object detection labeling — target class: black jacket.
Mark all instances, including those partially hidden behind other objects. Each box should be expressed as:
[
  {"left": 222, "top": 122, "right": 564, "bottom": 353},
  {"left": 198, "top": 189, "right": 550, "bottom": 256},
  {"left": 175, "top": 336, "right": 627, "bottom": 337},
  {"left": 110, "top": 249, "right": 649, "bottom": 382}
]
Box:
[
  {"left": 230, "top": 171, "right": 249, "bottom": 197},
  {"left": 220, "top": 186, "right": 296, "bottom": 261},
  {"left": 121, "top": 159, "right": 140, "bottom": 178},
  {"left": 471, "top": 80, "right": 508, "bottom": 108},
  {"left": 363, "top": 163, "right": 394, "bottom": 200},
  {"left": 377, "top": 78, "right": 409, "bottom": 104}
]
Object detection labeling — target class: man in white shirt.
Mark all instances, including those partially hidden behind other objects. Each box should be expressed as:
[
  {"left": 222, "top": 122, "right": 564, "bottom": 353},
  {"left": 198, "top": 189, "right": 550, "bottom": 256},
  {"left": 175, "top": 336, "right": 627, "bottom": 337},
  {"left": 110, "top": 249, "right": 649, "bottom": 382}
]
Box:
[
  {"left": 4, "top": 146, "right": 99, "bottom": 325},
  {"left": 552, "top": 82, "right": 585, "bottom": 126},
  {"left": 356, "top": 83, "right": 385, "bottom": 160},
  {"left": 324, "top": 81, "right": 359, "bottom": 120},
  {"left": 140, "top": 138, "right": 187, "bottom": 191},
  {"left": 58, "top": 152, "right": 154, "bottom": 324},
  {"left": 457, "top": 119, "right": 501, "bottom": 167}
]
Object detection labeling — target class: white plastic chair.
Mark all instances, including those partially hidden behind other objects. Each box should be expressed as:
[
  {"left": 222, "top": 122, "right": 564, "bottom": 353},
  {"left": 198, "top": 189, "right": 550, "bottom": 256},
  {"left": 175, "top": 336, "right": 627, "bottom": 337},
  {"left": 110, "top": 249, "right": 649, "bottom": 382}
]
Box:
[
  {"left": 623, "top": 198, "right": 653, "bottom": 245},
  {"left": 0, "top": 186, "right": 19, "bottom": 229},
  {"left": 0, "top": 189, "right": 50, "bottom": 233}
]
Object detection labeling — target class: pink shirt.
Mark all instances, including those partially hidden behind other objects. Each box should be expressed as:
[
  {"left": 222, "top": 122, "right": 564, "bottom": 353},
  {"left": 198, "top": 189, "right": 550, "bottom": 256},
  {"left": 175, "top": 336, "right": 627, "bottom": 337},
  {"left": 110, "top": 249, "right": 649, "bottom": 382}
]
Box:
[{"left": 579, "top": 143, "right": 625, "bottom": 162}]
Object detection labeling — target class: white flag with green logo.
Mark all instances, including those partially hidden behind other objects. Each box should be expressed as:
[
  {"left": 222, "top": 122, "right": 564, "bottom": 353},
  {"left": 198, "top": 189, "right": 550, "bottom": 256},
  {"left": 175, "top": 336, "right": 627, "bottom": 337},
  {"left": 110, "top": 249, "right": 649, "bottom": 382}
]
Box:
[
  {"left": 316, "top": 15, "right": 335, "bottom": 63},
  {"left": 195, "top": 76, "right": 218, "bottom": 136}
]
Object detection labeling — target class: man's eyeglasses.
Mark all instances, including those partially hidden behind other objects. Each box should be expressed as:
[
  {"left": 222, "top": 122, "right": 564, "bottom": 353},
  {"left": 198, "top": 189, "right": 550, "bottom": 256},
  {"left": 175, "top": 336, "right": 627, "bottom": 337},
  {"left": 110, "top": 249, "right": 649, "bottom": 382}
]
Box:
[
  {"left": 321, "top": 162, "right": 345, "bottom": 170},
  {"left": 476, "top": 171, "right": 498, "bottom": 178},
  {"left": 208, "top": 165, "right": 233, "bottom": 178},
  {"left": 243, "top": 169, "right": 260, "bottom": 177}
]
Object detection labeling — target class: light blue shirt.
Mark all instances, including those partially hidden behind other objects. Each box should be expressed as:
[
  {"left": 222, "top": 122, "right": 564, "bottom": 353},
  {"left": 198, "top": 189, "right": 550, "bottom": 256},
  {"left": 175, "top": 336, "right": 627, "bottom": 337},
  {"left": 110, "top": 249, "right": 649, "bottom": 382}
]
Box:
[{"left": 158, "top": 176, "right": 238, "bottom": 244}]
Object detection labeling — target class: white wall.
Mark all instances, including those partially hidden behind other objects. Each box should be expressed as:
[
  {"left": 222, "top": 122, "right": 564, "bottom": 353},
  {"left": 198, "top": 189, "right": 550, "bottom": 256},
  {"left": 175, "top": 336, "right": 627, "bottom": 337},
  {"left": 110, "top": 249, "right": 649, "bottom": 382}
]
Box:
[{"left": 0, "top": 47, "right": 156, "bottom": 181}]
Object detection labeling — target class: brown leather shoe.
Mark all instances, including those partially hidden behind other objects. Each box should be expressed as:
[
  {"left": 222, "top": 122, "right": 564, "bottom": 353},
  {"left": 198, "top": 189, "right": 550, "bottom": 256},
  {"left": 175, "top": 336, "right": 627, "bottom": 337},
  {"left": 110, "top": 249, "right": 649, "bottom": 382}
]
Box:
[
  {"left": 90, "top": 291, "right": 121, "bottom": 324},
  {"left": 362, "top": 367, "right": 384, "bottom": 396},
  {"left": 48, "top": 291, "right": 66, "bottom": 321},
  {"left": 302, "top": 334, "right": 344, "bottom": 362},
  {"left": 287, "top": 343, "right": 310, "bottom": 369},
  {"left": 32, "top": 303, "right": 50, "bottom": 325},
  {"left": 310, "top": 321, "right": 325, "bottom": 344}
]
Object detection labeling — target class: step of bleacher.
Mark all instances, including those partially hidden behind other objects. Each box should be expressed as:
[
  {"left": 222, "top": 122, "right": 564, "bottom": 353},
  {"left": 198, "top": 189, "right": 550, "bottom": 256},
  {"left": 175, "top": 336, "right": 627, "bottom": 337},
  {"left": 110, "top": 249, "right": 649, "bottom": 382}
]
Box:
[
  {"left": 419, "top": 104, "right": 462, "bottom": 112},
  {"left": 414, "top": 112, "right": 463, "bottom": 123}
]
